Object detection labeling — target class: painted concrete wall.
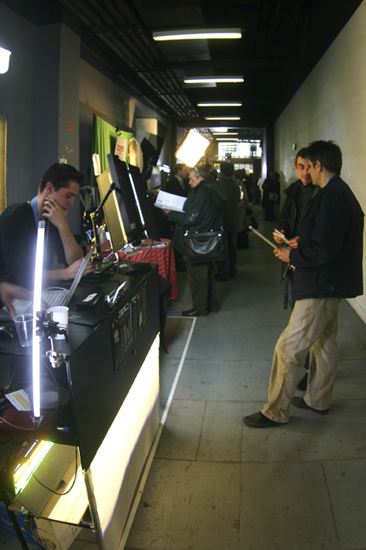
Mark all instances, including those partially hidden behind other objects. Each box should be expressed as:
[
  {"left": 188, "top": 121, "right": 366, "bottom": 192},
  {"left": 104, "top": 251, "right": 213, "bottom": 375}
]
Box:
[
  {"left": 78, "top": 59, "right": 172, "bottom": 174},
  {"left": 274, "top": 0, "right": 366, "bottom": 322}
]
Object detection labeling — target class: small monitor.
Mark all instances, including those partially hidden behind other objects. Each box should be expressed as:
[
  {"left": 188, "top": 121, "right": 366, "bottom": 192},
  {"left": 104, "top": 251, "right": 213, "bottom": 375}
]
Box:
[
  {"left": 128, "top": 163, "right": 161, "bottom": 241},
  {"left": 107, "top": 154, "right": 146, "bottom": 247},
  {"left": 97, "top": 169, "right": 127, "bottom": 252}
]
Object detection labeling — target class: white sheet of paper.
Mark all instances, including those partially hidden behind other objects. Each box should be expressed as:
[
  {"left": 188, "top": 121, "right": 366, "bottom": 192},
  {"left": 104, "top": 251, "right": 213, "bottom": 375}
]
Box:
[
  {"left": 5, "top": 389, "right": 32, "bottom": 411},
  {"left": 154, "top": 190, "right": 186, "bottom": 213}
]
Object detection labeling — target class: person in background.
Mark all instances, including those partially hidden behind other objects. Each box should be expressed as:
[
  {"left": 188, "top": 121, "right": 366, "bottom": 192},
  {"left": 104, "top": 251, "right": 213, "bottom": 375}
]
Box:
[
  {"left": 243, "top": 141, "right": 364, "bottom": 428},
  {"left": 164, "top": 163, "right": 190, "bottom": 270},
  {"left": 0, "top": 163, "right": 94, "bottom": 297},
  {"left": 215, "top": 162, "right": 241, "bottom": 281},
  {"left": 163, "top": 164, "right": 227, "bottom": 317},
  {"left": 165, "top": 163, "right": 189, "bottom": 197},
  {"left": 237, "top": 183, "right": 258, "bottom": 249},
  {"left": 273, "top": 148, "right": 318, "bottom": 391},
  {"left": 262, "top": 171, "right": 280, "bottom": 221}
]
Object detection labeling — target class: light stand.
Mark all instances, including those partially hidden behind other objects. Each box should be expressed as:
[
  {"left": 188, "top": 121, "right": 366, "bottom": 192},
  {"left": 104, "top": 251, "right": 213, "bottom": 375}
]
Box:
[{"left": 90, "top": 181, "right": 120, "bottom": 265}]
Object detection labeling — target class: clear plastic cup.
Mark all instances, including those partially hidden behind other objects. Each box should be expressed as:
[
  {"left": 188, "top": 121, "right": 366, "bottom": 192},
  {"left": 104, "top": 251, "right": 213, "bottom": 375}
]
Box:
[{"left": 13, "top": 314, "right": 34, "bottom": 347}]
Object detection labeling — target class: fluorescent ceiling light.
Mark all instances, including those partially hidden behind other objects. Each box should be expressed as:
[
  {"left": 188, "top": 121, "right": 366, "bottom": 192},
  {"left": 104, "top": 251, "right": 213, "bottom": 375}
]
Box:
[
  {"left": 175, "top": 129, "right": 210, "bottom": 166},
  {"left": 205, "top": 116, "right": 241, "bottom": 120},
  {"left": 213, "top": 132, "right": 238, "bottom": 135},
  {"left": 207, "top": 127, "right": 228, "bottom": 132},
  {"left": 216, "top": 138, "right": 239, "bottom": 141},
  {"left": 153, "top": 29, "right": 242, "bottom": 41},
  {"left": 198, "top": 102, "right": 242, "bottom": 107},
  {"left": 0, "top": 46, "right": 11, "bottom": 74},
  {"left": 185, "top": 77, "right": 244, "bottom": 84}
]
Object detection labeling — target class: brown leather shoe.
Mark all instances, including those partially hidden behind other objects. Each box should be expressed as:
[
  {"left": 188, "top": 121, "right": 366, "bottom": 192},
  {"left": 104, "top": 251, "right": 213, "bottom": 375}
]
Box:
[
  {"left": 181, "top": 308, "right": 207, "bottom": 317},
  {"left": 243, "top": 411, "right": 283, "bottom": 428},
  {"left": 291, "top": 396, "right": 329, "bottom": 415}
]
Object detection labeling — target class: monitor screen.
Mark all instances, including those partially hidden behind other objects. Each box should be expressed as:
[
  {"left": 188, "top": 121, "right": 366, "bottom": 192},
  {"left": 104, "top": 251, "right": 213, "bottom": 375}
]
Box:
[
  {"left": 97, "top": 169, "right": 127, "bottom": 252},
  {"left": 128, "top": 163, "right": 160, "bottom": 242},
  {"left": 107, "top": 154, "right": 146, "bottom": 247}
]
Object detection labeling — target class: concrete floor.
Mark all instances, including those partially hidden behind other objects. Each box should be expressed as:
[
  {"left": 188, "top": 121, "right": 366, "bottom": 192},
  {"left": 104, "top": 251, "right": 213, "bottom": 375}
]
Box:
[
  {"left": 2, "top": 209, "right": 366, "bottom": 549},
  {"left": 125, "top": 211, "right": 366, "bottom": 550}
]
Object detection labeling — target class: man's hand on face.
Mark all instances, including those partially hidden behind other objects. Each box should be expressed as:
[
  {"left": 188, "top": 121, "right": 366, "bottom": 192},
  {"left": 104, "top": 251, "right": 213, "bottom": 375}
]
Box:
[{"left": 43, "top": 197, "right": 68, "bottom": 229}]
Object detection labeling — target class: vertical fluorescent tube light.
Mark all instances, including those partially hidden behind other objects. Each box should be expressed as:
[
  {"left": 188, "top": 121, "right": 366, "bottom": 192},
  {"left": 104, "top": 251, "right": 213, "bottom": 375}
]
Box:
[
  {"left": 32, "top": 220, "right": 45, "bottom": 426},
  {"left": 0, "top": 47, "right": 11, "bottom": 74}
]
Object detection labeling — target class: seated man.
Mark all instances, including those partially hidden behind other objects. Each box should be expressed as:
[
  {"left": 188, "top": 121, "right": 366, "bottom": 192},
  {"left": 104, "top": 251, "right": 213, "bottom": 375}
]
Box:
[{"left": 0, "top": 163, "right": 94, "bottom": 301}]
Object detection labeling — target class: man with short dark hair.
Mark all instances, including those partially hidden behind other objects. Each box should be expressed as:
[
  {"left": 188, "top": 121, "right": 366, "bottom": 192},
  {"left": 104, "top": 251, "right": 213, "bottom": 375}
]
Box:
[
  {"left": 273, "top": 148, "right": 318, "bottom": 389},
  {"left": 243, "top": 141, "right": 364, "bottom": 428},
  {"left": 0, "top": 163, "right": 94, "bottom": 297},
  {"left": 165, "top": 163, "right": 189, "bottom": 197}
]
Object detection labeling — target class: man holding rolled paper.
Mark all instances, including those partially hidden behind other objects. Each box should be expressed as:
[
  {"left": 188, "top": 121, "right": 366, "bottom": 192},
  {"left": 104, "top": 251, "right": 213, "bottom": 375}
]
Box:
[
  {"left": 244, "top": 140, "right": 364, "bottom": 428},
  {"left": 273, "top": 148, "right": 318, "bottom": 390}
]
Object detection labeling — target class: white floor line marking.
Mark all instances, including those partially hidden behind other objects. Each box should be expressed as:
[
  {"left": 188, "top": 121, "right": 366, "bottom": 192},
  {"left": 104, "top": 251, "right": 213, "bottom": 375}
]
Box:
[{"left": 161, "top": 315, "right": 196, "bottom": 426}]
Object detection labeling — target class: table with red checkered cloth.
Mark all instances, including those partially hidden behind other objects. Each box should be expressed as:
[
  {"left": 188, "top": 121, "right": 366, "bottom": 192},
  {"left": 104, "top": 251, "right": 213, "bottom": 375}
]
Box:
[{"left": 118, "top": 239, "right": 178, "bottom": 299}]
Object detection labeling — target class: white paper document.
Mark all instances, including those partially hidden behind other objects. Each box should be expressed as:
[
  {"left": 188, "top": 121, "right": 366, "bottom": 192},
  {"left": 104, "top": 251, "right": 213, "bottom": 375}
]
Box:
[
  {"left": 5, "top": 389, "right": 32, "bottom": 411},
  {"left": 154, "top": 190, "right": 186, "bottom": 213}
]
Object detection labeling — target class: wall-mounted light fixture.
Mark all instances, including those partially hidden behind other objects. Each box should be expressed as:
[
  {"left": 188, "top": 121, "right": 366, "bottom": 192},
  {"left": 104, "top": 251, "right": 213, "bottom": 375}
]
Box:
[
  {"left": 153, "top": 29, "right": 242, "bottom": 41},
  {"left": 0, "top": 46, "right": 11, "bottom": 74}
]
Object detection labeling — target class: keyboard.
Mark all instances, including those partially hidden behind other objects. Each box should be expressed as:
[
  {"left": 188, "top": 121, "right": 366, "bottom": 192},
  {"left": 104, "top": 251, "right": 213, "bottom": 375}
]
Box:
[
  {"left": 42, "top": 288, "right": 68, "bottom": 308},
  {"left": 23, "top": 288, "right": 68, "bottom": 313}
]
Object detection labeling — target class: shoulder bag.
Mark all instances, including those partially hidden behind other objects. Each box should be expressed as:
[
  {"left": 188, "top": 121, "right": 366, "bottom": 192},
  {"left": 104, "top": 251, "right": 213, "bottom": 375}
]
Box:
[{"left": 184, "top": 187, "right": 225, "bottom": 264}]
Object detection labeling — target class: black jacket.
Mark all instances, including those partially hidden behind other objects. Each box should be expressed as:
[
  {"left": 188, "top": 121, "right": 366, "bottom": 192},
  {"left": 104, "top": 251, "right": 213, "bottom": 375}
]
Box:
[
  {"left": 278, "top": 179, "right": 318, "bottom": 238},
  {"left": 290, "top": 175, "right": 364, "bottom": 299},
  {"left": 219, "top": 177, "right": 241, "bottom": 229},
  {"left": 164, "top": 175, "right": 188, "bottom": 198},
  {"left": 168, "top": 180, "right": 228, "bottom": 255}
]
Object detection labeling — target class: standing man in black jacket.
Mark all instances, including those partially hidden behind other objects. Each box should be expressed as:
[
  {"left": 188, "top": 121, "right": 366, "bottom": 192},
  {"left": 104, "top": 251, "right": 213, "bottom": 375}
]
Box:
[
  {"left": 164, "top": 164, "right": 228, "bottom": 317},
  {"left": 244, "top": 141, "right": 364, "bottom": 428},
  {"left": 274, "top": 148, "right": 318, "bottom": 389}
]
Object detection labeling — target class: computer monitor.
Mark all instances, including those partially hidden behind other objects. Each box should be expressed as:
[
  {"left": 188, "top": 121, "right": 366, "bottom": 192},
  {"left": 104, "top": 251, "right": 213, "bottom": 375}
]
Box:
[
  {"left": 97, "top": 169, "right": 127, "bottom": 252},
  {"left": 128, "top": 163, "right": 160, "bottom": 242},
  {"left": 107, "top": 154, "right": 147, "bottom": 247}
]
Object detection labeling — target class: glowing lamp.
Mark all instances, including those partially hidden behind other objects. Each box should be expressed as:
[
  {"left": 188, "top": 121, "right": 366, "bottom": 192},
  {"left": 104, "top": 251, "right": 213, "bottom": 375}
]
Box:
[
  {"left": 0, "top": 47, "right": 11, "bottom": 74},
  {"left": 153, "top": 29, "right": 241, "bottom": 41},
  {"left": 175, "top": 129, "right": 210, "bottom": 167}
]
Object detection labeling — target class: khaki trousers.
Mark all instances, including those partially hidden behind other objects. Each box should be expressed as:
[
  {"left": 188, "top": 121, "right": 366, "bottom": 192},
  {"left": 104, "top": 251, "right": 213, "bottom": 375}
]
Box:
[{"left": 262, "top": 297, "right": 342, "bottom": 423}]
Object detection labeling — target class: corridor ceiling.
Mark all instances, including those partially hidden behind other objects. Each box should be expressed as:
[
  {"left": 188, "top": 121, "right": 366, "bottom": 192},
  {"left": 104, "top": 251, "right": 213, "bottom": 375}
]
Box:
[{"left": 4, "top": 0, "right": 363, "bottom": 140}]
